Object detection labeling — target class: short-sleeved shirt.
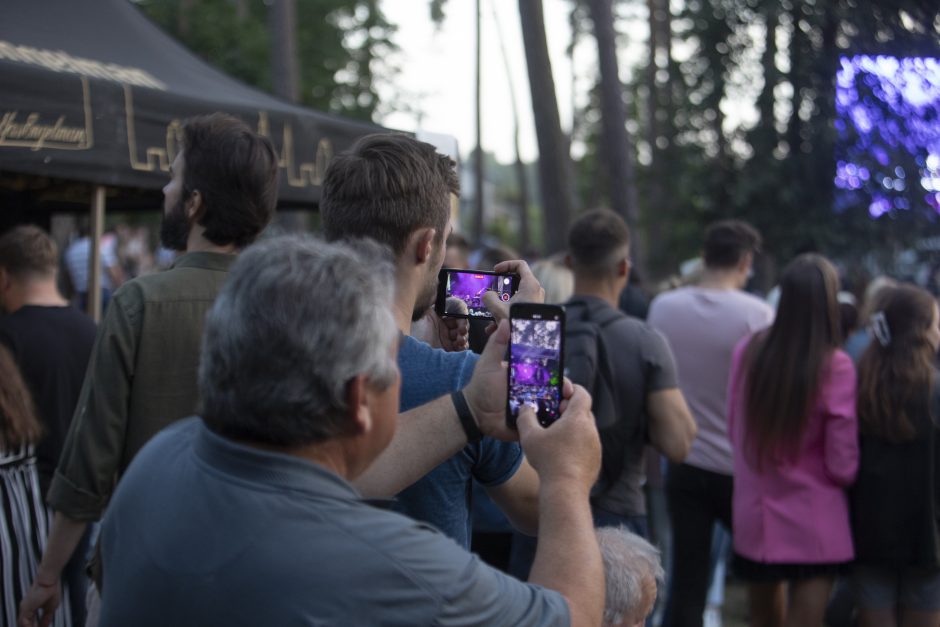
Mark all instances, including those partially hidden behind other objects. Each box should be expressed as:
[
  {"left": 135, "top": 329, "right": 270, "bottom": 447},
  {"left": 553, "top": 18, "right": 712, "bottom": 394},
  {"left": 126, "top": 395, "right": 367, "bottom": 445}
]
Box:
[
  {"left": 648, "top": 286, "right": 774, "bottom": 475},
  {"left": 48, "top": 251, "right": 235, "bottom": 521},
  {"left": 0, "top": 305, "right": 96, "bottom": 496},
  {"left": 64, "top": 236, "right": 119, "bottom": 292},
  {"left": 395, "top": 335, "right": 524, "bottom": 547},
  {"left": 566, "top": 296, "right": 679, "bottom": 516},
  {"left": 100, "top": 418, "right": 569, "bottom": 627}
]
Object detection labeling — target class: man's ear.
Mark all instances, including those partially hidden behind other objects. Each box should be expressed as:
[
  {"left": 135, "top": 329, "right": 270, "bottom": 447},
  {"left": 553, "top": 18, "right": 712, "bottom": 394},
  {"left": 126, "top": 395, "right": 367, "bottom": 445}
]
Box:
[
  {"left": 186, "top": 189, "right": 205, "bottom": 223},
  {"left": 563, "top": 254, "right": 573, "bottom": 269},
  {"left": 411, "top": 227, "right": 437, "bottom": 265},
  {"left": 617, "top": 257, "right": 631, "bottom": 279},
  {"left": 738, "top": 251, "right": 754, "bottom": 274},
  {"left": 345, "top": 374, "right": 371, "bottom": 436}
]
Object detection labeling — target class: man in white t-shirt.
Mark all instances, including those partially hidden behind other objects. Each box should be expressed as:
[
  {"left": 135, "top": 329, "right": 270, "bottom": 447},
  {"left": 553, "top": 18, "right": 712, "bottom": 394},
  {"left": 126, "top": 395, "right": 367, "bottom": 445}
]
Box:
[{"left": 648, "top": 220, "right": 773, "bottom": 627}]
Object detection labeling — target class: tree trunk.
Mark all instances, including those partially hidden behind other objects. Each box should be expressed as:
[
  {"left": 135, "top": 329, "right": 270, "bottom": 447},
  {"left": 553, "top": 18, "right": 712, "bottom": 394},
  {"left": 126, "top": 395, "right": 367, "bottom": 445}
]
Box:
[
  {"left": 586, "top": 0, "right": 642, "bottom": 269},
  {"left": 473, "top": 0, "right": 485, "bottom": 245},
  {"left": 491, "top": 1, "right": 531, "bottom": 252},
  {"left": 518, "top": 0, "right": 572, "bottom": 254},
  {"left": 270, "top": 0, "right": 300, "bottom": 104}
]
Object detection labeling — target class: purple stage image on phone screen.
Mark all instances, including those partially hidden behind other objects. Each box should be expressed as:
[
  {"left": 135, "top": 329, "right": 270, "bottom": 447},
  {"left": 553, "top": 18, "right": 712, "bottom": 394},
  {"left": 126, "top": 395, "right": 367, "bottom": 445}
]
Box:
[
  {"left": 445, "top": 271, "right": 514, "bottom": 318},
  {"left": 509, "top": 318, "right": 562, "bottom": 426}
]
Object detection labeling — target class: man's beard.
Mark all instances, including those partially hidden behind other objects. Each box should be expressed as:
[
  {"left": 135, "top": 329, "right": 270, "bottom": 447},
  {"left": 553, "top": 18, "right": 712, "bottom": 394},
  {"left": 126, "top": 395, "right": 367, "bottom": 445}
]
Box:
[
  {"left": 412, "top": 272, "right": 438, "bottom": 322},
  {"left": 159, "top": 198, "right": 190, "bottom": 251}
]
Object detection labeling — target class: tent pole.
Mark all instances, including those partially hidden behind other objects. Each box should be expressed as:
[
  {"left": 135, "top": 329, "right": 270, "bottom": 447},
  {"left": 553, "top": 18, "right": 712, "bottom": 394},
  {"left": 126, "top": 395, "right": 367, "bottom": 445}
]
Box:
[{"left": 88, "top": 186, "right": 105, "bottom": 323}]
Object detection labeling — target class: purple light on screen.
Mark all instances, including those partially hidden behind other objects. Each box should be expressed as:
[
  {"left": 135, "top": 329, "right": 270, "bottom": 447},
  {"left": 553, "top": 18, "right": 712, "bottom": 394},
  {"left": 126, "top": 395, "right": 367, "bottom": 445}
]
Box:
[
  {"left": 449, "top": 272, "right": 492, "bottom": 298},
  {"left": 836, "top": 55, "right": 940, "bottom": 220}
]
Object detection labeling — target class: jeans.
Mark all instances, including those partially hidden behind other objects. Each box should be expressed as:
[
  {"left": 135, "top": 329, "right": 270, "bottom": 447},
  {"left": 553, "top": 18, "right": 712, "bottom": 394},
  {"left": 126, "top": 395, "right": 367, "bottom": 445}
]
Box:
[{"left": 661, "top": 463, "right": 733, "bottom": 627}]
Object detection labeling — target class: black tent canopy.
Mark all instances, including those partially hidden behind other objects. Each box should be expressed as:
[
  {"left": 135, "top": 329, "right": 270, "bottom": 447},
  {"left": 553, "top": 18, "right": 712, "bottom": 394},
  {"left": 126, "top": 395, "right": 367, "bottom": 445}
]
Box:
[{"left": 0, "top": 0, "right": 388, "bottom": 207}]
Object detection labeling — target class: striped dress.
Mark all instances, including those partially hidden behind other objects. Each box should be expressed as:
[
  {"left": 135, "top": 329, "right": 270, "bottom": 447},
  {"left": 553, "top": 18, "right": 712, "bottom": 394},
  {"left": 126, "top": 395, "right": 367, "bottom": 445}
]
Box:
[{"left": 1, "top": 444, "right": 71, "bottom": 627}]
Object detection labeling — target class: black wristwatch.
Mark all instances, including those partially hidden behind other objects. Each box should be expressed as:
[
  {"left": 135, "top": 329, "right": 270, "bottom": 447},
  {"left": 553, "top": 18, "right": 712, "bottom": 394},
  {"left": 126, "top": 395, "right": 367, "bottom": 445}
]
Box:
[{"left": 451, "top": 390, "right": 483, "bottom": 444}]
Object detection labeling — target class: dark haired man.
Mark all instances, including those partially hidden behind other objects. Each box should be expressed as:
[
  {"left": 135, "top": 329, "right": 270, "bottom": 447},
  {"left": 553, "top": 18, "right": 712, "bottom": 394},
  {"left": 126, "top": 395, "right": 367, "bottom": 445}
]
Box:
[
  {"left": 96, "top": 235, "right": 604, "bottom": 626},
  {"left": 564, "top": 209, "right": 695, "bottom": 537},
  {"left": 0, "top": 225, "right": 97, "bottom": 624},
  {"left": 648, "top": 219, "right": 773, "bottom": 627},
  {"left": 321, "top": 133, "right": 543, "bottom": 548},
  {"left": 19, "top": 113, "right": 279, "bottom": 626}
]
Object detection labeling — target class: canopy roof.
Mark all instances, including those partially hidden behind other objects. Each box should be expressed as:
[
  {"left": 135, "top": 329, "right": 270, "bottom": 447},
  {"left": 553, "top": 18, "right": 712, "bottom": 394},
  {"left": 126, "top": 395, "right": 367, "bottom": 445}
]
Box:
[{"left": 0, "top": 0, "right": 388, "bottom": 207}]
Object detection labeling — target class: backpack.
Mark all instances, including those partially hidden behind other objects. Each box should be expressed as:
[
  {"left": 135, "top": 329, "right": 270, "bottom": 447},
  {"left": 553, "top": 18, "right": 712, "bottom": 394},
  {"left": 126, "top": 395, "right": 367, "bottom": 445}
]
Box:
[{"left": 564, "top": 298, "right": 630, "bottom": 498}]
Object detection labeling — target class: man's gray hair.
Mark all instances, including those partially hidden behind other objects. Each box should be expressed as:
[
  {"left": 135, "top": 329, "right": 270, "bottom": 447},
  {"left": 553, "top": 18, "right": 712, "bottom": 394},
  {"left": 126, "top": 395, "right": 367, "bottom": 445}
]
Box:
[
  {"left": 597, "top": 526, "right": 665, "bottom": 626},
  {"left": 199, "top": 234, "right": 399, "bottom": 447}
]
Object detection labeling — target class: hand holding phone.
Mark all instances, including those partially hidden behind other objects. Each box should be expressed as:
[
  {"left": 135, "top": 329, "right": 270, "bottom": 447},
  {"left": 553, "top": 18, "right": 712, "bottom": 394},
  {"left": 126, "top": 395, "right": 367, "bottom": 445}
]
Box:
[
  {"left": 506, "top": 303, "right": 565, "bottom": 429},
  {"left": 436, "top": 269, "right": 519, "bottom": 320}
]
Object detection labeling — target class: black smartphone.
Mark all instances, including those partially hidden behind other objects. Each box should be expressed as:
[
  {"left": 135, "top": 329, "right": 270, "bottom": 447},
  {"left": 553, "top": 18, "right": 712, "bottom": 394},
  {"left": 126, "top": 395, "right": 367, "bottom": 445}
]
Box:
[
  {"left": 435, "top": 268, "right": 519, "bottom": 320},
  {"left": 506, "top": 303, "right": 565, "bottom": 429}
]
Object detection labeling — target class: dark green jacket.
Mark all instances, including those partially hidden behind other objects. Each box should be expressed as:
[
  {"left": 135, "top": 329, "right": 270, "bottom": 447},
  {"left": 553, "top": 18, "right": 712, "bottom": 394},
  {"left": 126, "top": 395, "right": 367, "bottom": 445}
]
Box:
[{"left": 48, "top": 252, "right": 235, "bottom": 521}]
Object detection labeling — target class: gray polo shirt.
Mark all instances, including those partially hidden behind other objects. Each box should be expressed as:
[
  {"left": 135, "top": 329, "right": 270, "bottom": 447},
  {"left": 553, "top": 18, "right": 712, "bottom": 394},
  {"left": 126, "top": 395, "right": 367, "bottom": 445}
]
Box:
[{"left": 100, "top": 418, "right": 569, "bottom": 627}]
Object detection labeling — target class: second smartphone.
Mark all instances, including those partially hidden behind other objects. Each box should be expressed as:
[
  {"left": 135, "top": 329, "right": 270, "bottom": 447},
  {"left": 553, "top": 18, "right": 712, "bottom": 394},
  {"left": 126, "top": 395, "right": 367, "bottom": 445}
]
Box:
[{"left": 506, "top": 303, "right": 565, "bottom": 429}]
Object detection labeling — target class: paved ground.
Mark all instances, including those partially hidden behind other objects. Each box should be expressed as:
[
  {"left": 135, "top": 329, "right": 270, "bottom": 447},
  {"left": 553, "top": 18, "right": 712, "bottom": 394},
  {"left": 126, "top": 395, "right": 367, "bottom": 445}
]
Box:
[{"left": 722, "top": 580, "right": 749, "bottom": 627}]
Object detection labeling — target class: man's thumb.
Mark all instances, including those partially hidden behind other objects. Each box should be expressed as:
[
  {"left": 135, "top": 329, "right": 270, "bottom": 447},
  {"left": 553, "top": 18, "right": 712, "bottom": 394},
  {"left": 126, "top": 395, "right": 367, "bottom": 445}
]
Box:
[
  {"left": 515, "top": 405, "right": 539, "bottom": 440},
  {"left": 478, "top": 318, "right": 509, "bottom": 365}
]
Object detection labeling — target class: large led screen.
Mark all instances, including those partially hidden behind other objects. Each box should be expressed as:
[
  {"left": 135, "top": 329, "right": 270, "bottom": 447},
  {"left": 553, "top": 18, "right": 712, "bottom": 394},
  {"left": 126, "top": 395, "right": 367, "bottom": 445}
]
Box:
[{"left": 835, "top": 55, "right": 940, "bottom": 219}]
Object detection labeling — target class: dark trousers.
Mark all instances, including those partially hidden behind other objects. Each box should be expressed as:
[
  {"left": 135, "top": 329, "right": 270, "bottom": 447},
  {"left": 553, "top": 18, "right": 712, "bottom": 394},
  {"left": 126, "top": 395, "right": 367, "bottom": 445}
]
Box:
[{"left": 661, "top": 462, "right": 733, "bottom": 627}]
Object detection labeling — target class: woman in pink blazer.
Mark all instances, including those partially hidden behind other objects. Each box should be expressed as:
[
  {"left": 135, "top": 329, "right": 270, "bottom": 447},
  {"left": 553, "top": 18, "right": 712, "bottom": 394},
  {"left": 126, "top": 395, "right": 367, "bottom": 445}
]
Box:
[{"left": 727, "top": 253, "right": 859, "bottom": 627}]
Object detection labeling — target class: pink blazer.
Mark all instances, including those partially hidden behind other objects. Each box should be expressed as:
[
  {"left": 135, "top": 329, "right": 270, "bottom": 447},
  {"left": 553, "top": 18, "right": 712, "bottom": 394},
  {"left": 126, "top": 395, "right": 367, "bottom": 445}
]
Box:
[{"left": 727, "top": 338, "right": 859, "bottom": 564}]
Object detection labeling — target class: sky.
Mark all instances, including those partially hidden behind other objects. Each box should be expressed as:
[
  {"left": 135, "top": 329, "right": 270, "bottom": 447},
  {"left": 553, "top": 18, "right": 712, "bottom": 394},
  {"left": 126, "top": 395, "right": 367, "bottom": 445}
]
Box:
[{"left": 378, "top": 0, "right": 602, "bottom": 164}]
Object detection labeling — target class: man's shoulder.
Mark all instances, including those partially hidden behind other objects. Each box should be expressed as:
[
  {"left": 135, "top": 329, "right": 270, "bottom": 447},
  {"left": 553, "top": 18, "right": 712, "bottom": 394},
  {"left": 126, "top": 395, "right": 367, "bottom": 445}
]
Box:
[
  {"left": 398, "top": 335, "right": 479, "bottom": 377},
  {"left": 113, "top": 258, "right": 231, "bottom": 306},
  {"left": 0, "top": 306, "right": 96, "bottom": 346}
]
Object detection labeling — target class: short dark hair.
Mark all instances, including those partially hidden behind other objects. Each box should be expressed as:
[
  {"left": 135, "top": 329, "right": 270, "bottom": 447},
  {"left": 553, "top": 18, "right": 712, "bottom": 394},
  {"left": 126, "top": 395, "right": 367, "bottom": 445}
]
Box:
[
  {"left": 0, "top": 225, "right": 58, "bottom": 278},
  {"left": 182, "top": 113, "right": 278, "bottom": 249},
  {"left": 320, "top": 134, "right": 459, "bottom": 256},
  {"left": 703, "top": 220, "right": 761, "bottom": 269},
  {"left": 567, "top": 209, "right": 630, "bottom": 275}
]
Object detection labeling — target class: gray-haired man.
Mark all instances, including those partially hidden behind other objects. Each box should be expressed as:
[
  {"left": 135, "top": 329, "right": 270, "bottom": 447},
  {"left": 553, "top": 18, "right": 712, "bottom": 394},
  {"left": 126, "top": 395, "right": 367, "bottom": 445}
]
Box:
[
  {"left": 96, "top": 235, "right": 604, "bottom": 627},
  {"left": 598, "top": 526, "right": 666, "bottom": 627}
]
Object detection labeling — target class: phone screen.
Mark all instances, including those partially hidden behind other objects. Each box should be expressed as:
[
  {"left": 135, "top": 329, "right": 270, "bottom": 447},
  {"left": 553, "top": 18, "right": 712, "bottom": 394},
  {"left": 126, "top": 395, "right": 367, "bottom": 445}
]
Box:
[
  {"left": 507, "top": 305, "right": 565, "bottom": 428},
  {"left": 437, "top": 269, "right": 516, "bottom": 319}
]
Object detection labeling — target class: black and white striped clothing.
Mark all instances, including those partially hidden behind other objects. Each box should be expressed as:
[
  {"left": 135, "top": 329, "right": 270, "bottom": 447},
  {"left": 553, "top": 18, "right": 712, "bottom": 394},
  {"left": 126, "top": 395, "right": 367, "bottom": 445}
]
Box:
[{"left": 1, "top": 445, "right": 71, "bottom": 627}]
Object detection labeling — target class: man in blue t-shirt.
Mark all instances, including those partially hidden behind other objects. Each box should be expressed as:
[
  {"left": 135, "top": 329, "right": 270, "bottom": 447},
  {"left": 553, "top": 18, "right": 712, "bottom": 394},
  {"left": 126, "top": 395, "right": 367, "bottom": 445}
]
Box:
[{"left": 321, "top": 134, "right": 544, "bottom": 546}]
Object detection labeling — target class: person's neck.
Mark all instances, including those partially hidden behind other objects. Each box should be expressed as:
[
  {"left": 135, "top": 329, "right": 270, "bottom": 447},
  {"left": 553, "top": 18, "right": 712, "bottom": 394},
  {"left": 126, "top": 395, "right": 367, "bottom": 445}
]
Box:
[
  {"left": 392, "top": 267, "right": 419, "bottom": 336},
  {"left": 573, "top": 276, "right": 623, "bottom": 308},
  {"left": 185, "top": 228, "right": 238, "bottom": 255},
  {"left": 16, "top": 279, "right": 68, "bottom": 310},
  {"left": 243, "top": 437, "right": 359, "bottom": 480},
  {"left": 697, "top": 267, "right": 743, "bottom": 290}
]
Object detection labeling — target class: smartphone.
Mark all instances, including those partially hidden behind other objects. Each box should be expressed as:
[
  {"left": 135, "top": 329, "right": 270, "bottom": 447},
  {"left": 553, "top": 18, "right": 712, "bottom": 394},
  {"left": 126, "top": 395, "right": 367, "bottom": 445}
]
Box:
[
  {"left": 435, "top": 268, "right": 519, "bottom": 320},
  {"left": 506, "top": 303, "right": 565, "bottom": 429}
]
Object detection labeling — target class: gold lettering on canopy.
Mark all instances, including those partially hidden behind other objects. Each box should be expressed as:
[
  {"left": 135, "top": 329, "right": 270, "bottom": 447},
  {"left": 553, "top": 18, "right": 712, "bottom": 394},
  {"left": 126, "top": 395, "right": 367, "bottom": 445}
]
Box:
[
  {"left": 124, "top": 86, "right": 181, "bottom": 172},
  {"left": 0, "top": 39, "right": 166, "bottom": 90},
  {"left": 123, "top": 89, "right": 332, "bottom": 190},
  {"left": 0, "top": 77, "right": 94, "bottom": 150},
  {"left": 259, "top": 111, "right": 334, "bottom": 188}
]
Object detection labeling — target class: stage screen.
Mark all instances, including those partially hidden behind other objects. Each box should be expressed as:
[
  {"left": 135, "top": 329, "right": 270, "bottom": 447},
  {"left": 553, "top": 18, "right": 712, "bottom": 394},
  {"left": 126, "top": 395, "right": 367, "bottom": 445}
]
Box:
[{"left": 834, "top": 55, "right": 940, "bottom": 219}]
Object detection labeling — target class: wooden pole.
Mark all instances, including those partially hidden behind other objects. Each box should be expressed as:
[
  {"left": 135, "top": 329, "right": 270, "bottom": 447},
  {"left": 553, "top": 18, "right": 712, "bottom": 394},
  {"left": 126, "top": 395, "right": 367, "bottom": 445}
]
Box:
[{"left": 88, "top": 186, "right": 105, "bottom": 323}]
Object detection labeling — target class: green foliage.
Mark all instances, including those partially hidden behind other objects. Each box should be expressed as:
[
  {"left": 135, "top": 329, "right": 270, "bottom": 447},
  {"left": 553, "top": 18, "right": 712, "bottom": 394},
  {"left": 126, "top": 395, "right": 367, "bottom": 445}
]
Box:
[
  {"left": 570, "top": 0, "right": 940, "bottom": 279},
  {"left": 135, "top": 0, "right": 397, "bottom": 121}
]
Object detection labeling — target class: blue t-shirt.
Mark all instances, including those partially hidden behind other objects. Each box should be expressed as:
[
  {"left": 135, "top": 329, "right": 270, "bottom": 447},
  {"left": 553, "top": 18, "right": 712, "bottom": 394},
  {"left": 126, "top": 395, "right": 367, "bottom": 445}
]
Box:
[{"left": 396, "top": 336, "right": 524, "bottom": 547}]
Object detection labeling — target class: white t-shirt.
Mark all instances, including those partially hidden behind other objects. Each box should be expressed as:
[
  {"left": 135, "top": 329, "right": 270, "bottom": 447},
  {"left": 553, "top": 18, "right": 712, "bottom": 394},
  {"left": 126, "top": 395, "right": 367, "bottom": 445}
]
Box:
[{"left": 648, "top": 286, "right": 773, "bottom": 475}]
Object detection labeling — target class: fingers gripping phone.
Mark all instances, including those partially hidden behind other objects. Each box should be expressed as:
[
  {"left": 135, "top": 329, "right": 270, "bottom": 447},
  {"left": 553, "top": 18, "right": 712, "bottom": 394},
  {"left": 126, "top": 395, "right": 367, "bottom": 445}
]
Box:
[
  {"left": 506, "top": 303, "right": 565, "bottom": 429},
  {"left": 436, "top": 268, "right": 519, "bottom": 320}
]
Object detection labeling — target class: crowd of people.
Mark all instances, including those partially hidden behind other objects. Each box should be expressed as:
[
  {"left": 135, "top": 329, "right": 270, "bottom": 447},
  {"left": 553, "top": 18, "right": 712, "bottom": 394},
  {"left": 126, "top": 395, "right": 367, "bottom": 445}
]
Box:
[{"left": 0, "top": 112, "right": 937, "bottom": 627}]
